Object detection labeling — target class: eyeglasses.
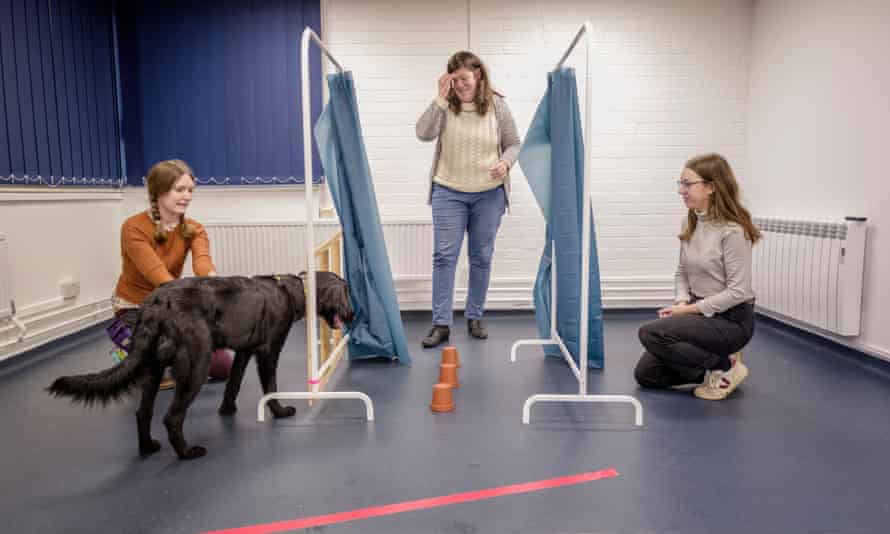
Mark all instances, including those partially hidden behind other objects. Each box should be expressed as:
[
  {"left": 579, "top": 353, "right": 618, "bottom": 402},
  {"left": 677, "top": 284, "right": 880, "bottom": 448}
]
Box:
[{"left": 677, "top": 180, "right": 705, "bottom": 190}]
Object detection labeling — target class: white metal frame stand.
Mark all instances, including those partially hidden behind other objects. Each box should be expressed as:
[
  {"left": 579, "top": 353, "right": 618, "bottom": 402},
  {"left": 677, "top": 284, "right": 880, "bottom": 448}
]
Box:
[
  {"left": 257, "top": 27, "right": 373, "bottom": 423},
  {"left": 510, "top": 22, "right": 642, "bottom": 427}
]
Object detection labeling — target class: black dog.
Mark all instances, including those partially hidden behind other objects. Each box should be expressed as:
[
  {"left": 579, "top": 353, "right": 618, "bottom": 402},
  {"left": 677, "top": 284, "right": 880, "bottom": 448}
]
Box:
[{"left": 48, "top": 272, "right": 353, "bottom": 460}]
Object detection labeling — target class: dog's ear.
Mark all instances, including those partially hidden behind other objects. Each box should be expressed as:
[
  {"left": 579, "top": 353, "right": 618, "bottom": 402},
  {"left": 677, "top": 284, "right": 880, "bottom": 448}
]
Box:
[
  {"left": 337, "top": 278, "right": 354, "bottom": 324},
  {"left": 316, "top": 271, "right": 354, "bottom": 325},
  {"left": 316, "top": 272, "right": 344, "bottom": 301}
]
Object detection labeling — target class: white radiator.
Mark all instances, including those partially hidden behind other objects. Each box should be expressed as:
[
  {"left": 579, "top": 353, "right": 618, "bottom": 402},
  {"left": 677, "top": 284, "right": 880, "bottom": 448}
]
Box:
[
  {"left": 379, "top": 220, "right": 434, "bottom": 281},
  {"left": 752, "top": 216, "right": 868, "bottom": 336},
  {"left": 0, "top": 233, "right": 10, "bottom": 320},
  {"left": 185, "top": 219, "right": 434, "bottom": 282}
]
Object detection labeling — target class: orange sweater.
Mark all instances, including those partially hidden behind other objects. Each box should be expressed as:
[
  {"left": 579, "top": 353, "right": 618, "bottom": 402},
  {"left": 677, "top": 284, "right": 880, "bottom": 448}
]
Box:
[{"left": 114, "top": 211, "right": 216, "bottom": 305}]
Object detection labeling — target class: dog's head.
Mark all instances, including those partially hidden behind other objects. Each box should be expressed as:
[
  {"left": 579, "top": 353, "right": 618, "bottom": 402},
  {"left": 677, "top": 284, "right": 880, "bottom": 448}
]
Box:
[{"left": 314, "top": 271, "right": 354, "bottom": 329}]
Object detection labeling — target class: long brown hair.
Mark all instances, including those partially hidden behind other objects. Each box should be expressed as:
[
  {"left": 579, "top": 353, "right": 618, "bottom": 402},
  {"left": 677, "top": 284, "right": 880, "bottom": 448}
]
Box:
[
  {"left": 446, "top": 51, "right": 502, "bottom": 116},
  {"left": 145, "top": 159, "right": 198, "bottom": 243},
  {"left": 679, "top": 153, "right": 761, "bottom": 243}
]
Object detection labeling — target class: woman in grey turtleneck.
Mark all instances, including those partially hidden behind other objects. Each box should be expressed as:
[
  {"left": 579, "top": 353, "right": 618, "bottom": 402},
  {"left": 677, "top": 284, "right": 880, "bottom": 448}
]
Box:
[{"left": 635, "top": 154, "right": 761, "bottom": 400}]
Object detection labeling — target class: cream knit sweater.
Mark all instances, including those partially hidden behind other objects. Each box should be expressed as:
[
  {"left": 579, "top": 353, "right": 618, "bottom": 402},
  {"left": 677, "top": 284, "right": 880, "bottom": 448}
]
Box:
[{"left": 432, "top": 101, "right": 503, "bottom": 193}]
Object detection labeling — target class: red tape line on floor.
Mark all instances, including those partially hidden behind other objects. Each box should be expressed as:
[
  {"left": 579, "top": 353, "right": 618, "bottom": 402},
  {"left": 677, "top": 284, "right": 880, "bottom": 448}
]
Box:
[{"left": 203, "top": 468, "right": 619, "bottom": 534}]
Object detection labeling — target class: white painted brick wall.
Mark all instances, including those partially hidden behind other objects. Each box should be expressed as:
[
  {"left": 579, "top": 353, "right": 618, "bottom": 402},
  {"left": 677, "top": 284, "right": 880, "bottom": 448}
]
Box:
[{"left": 324, "top": 0, "right": 753, "bottom": 308}]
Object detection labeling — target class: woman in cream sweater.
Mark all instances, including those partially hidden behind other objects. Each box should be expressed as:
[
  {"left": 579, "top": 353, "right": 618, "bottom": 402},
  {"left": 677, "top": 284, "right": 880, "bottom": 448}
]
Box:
[{"left": 415, "top": 51, "right": 521, "bottom": 349}]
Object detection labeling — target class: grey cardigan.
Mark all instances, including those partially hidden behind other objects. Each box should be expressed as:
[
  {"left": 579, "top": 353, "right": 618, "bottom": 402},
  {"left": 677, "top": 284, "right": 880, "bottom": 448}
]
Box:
[{"left": 415, "top": 95, "right": 521, "bottom": 206}]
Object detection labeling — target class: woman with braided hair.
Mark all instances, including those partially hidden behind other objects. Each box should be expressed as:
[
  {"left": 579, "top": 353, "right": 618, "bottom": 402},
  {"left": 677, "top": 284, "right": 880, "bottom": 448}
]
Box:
[{"left": 112, "top": 159, "right": 229, "bottom": 389}]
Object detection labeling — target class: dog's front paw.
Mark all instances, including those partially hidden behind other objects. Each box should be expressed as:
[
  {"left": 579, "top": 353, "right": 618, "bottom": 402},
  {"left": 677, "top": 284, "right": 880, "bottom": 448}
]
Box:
[
  {"left": 218, "top": 403, "right": 237, "bottom": 416},
  {"left": 139, "top": 439, "right": 161, "bottom": 456},
  {"left": 272, "top": 406, "right": 297, "bottom": 418},
  {"left": 179, "top": 446, "right": 207, "bottom": 460}
]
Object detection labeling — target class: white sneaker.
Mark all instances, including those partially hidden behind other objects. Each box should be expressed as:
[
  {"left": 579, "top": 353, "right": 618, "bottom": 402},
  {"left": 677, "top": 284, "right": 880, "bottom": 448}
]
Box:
[
  {"left": 694, "top": 361, "right": 749, "bottom": 400},
  {"left": 671, "top": 353, "right": 742, "bottom": 390},
  {"left": 668, "top": 352, "right": 744, "bottom": 391}
]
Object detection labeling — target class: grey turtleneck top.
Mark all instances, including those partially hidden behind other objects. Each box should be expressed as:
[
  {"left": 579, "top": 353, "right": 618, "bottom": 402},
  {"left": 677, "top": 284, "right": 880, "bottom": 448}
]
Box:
[{"left": 675, "top": 212, "right": 755, "bottom": 317}]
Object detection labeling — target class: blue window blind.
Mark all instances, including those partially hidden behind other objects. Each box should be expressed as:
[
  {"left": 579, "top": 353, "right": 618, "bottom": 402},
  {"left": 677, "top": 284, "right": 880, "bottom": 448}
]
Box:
[
  {"left": 117, "top": 0, "right": 323, "bottom": 186},
  {"left": 0, "top": 0, "right": 122, "bottom": 187}
]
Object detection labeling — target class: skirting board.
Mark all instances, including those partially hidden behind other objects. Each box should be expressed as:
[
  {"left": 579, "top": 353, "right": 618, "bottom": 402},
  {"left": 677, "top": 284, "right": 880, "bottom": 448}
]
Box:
[
  {"left": 5, "top": 292, "right": 888, "bottom": 367},
  {"left": 0, "top": 298, "right": 113, "bottom": 362},
  {"left": 0, "top": 276, "right": 673, "bottom": 361},
  {"left": 395, "top": 276, "right": 674, "bottom": 311},
  {"left": 756, "top": 307, "right": 890, "bottom": 364}
]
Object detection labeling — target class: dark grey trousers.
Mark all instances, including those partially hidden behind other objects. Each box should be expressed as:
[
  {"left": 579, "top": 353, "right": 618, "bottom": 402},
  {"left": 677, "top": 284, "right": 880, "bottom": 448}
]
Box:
[
  {"left": 634, "top": 301, "right": 755, "bottom": 388},
  {"left": 115, "top": 308, "right": 140, "bottom": 330}
]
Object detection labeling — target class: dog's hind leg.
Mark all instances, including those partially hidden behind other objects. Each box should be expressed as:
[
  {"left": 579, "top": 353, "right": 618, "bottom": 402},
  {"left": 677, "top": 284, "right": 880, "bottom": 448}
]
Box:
[
  {"left": 164, "top": 346, "right": 212, "bottom": 460},
  {"left": 256, "top": 344, "right": 297, "bottom": 419},
  {"left": 136, "top": 364, "right": 164, "bottom": 456},
  {"left": 219, "top": 350, "right": 252, "bottom": 415}
]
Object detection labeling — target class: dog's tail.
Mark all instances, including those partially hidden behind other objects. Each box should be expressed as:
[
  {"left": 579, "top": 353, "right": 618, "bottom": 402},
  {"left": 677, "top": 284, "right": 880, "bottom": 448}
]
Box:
[
  {"left": 47, "top": 309, "right": 158, "bottom": 406},
  {"left": 47, "top": 353, "right": 145, "bottom": 406}
]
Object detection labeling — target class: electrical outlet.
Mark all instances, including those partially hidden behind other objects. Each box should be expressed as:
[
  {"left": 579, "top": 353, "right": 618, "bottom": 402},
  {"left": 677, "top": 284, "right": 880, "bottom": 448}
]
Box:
[{"left": 59, "top": 280, "right": 80, "bottom": 300}]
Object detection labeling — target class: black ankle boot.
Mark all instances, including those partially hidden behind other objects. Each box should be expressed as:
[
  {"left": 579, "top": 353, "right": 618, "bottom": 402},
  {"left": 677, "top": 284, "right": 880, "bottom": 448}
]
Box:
[
  {"left": 422, "top": 325, "right": 450, "bottom": 348},
  {"left": 467, "top": 319, "right": 488, "bottom": 339}
]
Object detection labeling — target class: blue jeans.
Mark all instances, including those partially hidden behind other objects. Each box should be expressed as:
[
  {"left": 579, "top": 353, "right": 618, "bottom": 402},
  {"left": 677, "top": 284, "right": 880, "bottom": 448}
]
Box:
[{"left": 431, "top": 183, "right": 506, "bottom": 326}]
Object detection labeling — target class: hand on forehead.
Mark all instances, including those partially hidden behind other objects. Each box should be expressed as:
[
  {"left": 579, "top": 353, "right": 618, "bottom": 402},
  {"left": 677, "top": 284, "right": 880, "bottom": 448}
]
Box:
[{"left": 452, "top": 67, "right": 480, "bottom": 81}]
